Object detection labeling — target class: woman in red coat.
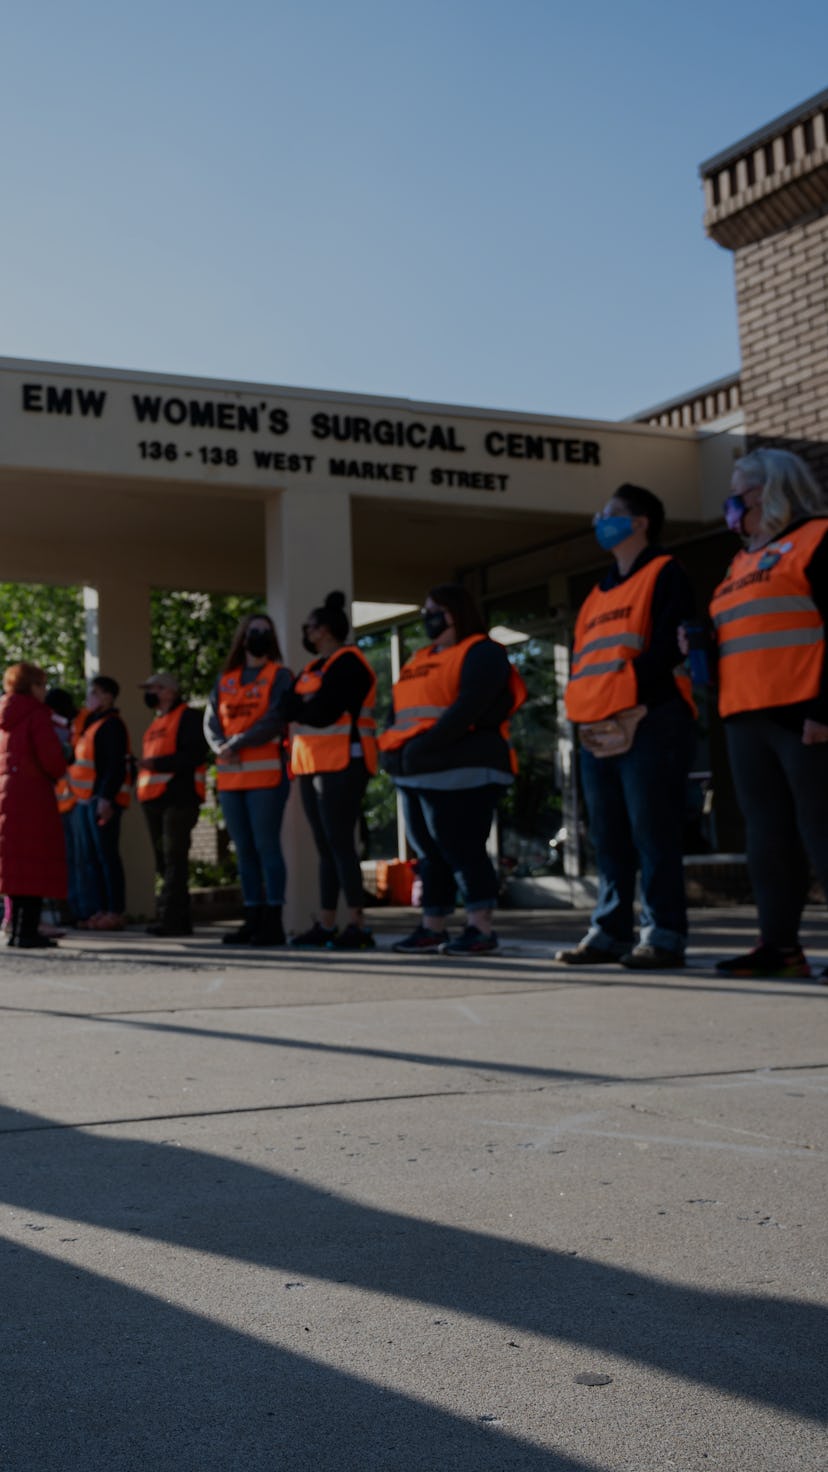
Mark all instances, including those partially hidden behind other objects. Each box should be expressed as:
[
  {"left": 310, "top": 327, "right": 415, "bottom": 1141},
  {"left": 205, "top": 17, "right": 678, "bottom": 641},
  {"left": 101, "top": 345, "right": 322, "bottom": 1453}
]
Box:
[{"left": 0, "top": 662, "right": 68, "bottom": 948}]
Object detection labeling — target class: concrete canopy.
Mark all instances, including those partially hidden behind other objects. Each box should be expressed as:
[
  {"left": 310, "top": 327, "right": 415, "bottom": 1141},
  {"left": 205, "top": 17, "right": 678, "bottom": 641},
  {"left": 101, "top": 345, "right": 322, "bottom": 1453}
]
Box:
[{"left": 0, "top": 357, "right": 718, "bottom": 922}]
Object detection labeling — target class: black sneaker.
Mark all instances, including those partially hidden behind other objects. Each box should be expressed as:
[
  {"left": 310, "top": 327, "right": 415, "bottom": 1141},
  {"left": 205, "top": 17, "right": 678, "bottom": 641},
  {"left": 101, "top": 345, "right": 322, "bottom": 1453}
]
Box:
[
  {"left": 440, "top": 925, "right": 499, "bottom": 955},
  {"left": 716, "top": 943, "right": 811, "bottom": 979},
  {"left": 619, "top": 944, "right": 685, "bottom": 970},
  {"left": 555, "top": 942, "right": 626, "bottom": 965},
  {"left": 391, "top": 925, "right": 447, "bottom": 954},
  {"left": 327, "top": 924, "right": 376, "bottom": 951},
  {"left": 291, "top": 921, "right": 338, "bottom": 948}
]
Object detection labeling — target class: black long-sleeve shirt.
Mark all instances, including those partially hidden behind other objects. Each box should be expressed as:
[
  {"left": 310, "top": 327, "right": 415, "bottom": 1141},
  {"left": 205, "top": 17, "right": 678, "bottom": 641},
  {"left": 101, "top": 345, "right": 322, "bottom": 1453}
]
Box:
[
  {"left": 81, "top": 708, "right": 129, "bottom": 803},
  {"left": 143, "top": 703, "right": 210, "bottom": 805},
  {"left": 595, "top": 546, "right": 696, "bottom": 709},
  {"left": 280, "top": 650, "right": 373, "bottom": 733},
  {"left": 716, "top": 517, "right": 828, "bottom": 729}
]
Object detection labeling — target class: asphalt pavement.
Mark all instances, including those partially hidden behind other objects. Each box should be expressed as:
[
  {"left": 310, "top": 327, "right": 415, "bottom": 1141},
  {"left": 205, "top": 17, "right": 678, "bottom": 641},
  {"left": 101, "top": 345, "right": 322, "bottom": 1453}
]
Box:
[{"left": 0, "top": 907, "right": 825, "bottom": 1471}]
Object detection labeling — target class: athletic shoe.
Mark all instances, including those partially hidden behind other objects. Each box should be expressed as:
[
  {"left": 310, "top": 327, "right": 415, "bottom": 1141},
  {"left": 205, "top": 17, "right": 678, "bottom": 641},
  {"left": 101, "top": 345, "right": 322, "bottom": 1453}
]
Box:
[
  {"left": 619, "top": 944, "right": 685, "bottom": 970},
  {"left": 440, "top": 925, "right": 499, "bottom": 955},
  {"left": 391, "top": 925, "right": 447, "bottom": 954},
  {"left": 291, "top": 921, "right": 338, "bottom": 948},
  {"left": 715, "top": 944, "right": 812, "bottom": 979},
  {"left": 555, "top": 942, "right": 626, "bottom": 965},
  {"left": 327, "top": 924, "right": 376, "bottom": 951}
]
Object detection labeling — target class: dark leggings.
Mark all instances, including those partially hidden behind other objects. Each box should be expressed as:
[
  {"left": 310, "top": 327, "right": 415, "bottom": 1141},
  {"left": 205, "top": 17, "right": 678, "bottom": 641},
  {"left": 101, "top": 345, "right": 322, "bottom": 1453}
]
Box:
[
  {"left": 726, "top": 714, "right": 828, "bottom": 946},
  {"left": 299, "top": 760, "right": 369, "bottom": 911}
]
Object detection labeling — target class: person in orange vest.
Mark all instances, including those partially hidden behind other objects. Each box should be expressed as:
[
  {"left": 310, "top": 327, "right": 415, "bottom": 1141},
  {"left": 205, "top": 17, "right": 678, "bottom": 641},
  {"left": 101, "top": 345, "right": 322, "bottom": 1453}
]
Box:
[
  {"left": 137, "top": 672, "right": 209, "bottom": 938},
  {"left": 701, "top": 448, "right": 828, "bottom": 981},
  {"left": 558, "top": 484, "right": 696, "bottom": 970},
  {"left": 68, "top": 675, "right": 133, "bottom": 931},
  {"left": 378, "top": 583, "right": 526, "bottom": 955},
  {"left": 204, "top": 612, "right": 293, "bottom": 946},
  {"left": 279, "top": 590, "right": 378, "bottom": 950}
]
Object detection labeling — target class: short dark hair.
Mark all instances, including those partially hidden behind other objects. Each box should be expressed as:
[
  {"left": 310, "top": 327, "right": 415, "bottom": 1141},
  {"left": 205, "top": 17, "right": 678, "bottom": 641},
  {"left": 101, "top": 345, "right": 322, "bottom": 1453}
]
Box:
[
  {"left": 614, "top": 483, "right": 665, "bottom": 544},
  {"left": 92, "top": 675, "right": 120, "bottom": 700},
  {"left": 427, "top": 583, "right": 488, "bottom": 642},
  {"left": 310, "top": 590, "right": 349, "bottom": 643},
  {"left": 46, "top": 687, "right": 78, "bottom": 721}
]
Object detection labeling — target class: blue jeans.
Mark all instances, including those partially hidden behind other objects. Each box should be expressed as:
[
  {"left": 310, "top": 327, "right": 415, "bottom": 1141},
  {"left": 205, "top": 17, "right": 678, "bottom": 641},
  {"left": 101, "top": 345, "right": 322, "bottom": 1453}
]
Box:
[
  {"left": 62, "top": 810, "right": 84, "bottom": 919},
  {"left": 220, "top": 783, "right": 290, "bottom": 907},
  {"left": 401, "top": 786, "right": 501, "bottom": 916},
  {"left": 76, "top": 801, "right": 125, "bottom": 916},
  {"left": 579, "top": 701, "right": 695, "bottom": 955}
]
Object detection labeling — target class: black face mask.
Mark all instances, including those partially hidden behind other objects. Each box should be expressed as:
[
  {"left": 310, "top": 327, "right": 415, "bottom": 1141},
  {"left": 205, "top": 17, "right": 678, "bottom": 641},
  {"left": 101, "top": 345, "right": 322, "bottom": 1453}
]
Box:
[
  {"left": 245, "top": 629, "right": 271, "bottom": 657},
  {"left": 143, "top": 691, "right": 160, "bottom": 710},
  {"left": 302, "top": 635, "right": 318, "bottom": 655},
  {"left": 423, "top": 609, "right": 449, "bottom": 641}
]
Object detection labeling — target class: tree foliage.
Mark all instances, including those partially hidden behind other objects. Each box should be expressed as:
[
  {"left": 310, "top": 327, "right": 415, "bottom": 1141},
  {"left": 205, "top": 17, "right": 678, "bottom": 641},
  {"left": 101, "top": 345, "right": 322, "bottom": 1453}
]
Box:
[
  {"left": 149, "top": 590, "right": 262, "bottom": 701},
  {"left": 0, "top": 583, "right": 86, "bottom": 693}
]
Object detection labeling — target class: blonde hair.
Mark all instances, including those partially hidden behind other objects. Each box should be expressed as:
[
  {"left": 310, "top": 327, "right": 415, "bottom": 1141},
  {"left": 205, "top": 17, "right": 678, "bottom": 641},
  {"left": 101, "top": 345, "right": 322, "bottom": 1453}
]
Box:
[{"left": 735, "top": 448, "right": 828, "bottom": 537}]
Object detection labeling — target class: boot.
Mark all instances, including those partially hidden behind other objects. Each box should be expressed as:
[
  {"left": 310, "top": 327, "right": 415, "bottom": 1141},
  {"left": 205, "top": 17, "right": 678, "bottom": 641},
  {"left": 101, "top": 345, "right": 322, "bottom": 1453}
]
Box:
[
  {"left": 222, "top": 906, "right": 262, "bottom": 945},
  {"left": 17, "top": 897, "right": 57, "bottom": 949},
  {"left": 251, "top": 905, "right": 285, "bottom": 947},
  {"left": 6, "top": 897, "right": 23, "bottom": 948}
]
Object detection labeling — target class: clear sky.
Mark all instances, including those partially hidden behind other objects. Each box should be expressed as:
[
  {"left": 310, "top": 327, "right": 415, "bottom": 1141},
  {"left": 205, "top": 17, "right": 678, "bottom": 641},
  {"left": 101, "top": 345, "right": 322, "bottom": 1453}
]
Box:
[{"left": 1, "top": 1, "right": 826, "bottom": 420}]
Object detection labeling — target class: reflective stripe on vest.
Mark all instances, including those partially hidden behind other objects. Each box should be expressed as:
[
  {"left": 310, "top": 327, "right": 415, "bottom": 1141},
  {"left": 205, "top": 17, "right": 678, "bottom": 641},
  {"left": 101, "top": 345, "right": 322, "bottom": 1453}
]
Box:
[
  {"left": 565, "top": 555, "right": 696, "bottom": 723},
  {"left": 138, "top": 702, "right": 207, "bottom": 803},
  {"left": 710, "top": 518, "right": 828, "bottom": 717},
  {"left": 68, "top": 712, "right": 133, "bottom": 807},
  {"left": 216, "top": 661, "right": 284, "bottom": 791},
  {"left": 290, "top": 646, "right": 378, "bottom": 776},
  {"left": 377, "top": 634, "right": 526, "bottom": 772},
  {"left": 55, "top": 776, "right": 75, "bottom": 815}
]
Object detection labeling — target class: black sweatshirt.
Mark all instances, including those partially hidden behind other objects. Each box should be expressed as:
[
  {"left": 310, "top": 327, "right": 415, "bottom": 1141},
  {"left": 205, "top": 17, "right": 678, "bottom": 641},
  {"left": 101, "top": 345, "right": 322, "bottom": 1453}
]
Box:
[{"left": 382, "top": 638, "right": 515, "bottom": 787}]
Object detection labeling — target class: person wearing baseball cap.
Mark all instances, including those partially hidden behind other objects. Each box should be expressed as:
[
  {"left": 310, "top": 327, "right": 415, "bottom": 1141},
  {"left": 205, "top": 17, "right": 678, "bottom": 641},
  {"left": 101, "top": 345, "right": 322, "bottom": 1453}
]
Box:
[{"left": 137, "top": 672, "right": 209, "bottom": 937}]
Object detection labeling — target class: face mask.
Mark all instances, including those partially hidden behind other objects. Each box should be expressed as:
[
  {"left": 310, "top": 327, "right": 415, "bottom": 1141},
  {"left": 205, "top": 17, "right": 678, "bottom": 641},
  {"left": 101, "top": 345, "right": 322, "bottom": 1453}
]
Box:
[
  {"left": 245, "top": 629, "right": 270, "bottom": 657},
  {"left": 723, "top": 494, "right": 748, "bottom": 533},
  {"left": 143, "top": 691, "right": 160, "bottom": 710},
  {"left": 594, "top": 514, "right": 635, "bottom": 551},
  {"left": 423, "top": 609, "right": 449, "bottom": 641},
  {"left": 302, "top": 635, "right": 318, "bottom": 655}
]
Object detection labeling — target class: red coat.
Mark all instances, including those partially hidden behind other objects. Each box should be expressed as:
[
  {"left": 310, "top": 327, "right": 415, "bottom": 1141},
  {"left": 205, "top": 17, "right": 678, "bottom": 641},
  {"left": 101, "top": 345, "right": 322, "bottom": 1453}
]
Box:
[{"left": 0, "top": 693, "right": 68, "bottom": 898}]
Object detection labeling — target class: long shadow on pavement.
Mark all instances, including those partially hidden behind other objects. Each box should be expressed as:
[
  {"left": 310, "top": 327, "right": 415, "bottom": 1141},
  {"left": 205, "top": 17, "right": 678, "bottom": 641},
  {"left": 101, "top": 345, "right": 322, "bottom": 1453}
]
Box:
[{"left": 0, "top": 1107, "right": 824, "bottom": 1428}]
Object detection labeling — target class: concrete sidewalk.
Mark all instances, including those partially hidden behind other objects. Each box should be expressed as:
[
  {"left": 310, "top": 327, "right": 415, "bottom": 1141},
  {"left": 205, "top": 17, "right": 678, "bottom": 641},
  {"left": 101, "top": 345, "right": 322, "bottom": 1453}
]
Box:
[{"left": 0, "top": 908, "right": 825, "bottom": 1470}]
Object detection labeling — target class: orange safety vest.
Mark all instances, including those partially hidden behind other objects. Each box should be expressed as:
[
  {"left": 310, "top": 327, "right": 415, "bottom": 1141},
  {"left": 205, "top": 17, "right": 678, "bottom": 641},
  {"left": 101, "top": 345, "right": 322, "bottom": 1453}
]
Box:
[
  {"left": 290, "top": 646, "right": 378, "bottom": 776},
  {"left": 377, "top": 634, "right": 527, "bottom": 773},
  {"left": 565, "top": 555, "right": 696, "bottom": 724},
  {"left": 55, "top": 708, "right": 87, "bottom": 815},
  {"left": 216, "top": 661, "right": 284, "bottom": 791},
  {"left": 138, "top": 702, "right": 207, "bottom": 803},
  {"left": 68, "top": 710, "right": 133, "bottom": 808},
  {"left": 710, "top": 518, "right": 827, "bottom": 717}
]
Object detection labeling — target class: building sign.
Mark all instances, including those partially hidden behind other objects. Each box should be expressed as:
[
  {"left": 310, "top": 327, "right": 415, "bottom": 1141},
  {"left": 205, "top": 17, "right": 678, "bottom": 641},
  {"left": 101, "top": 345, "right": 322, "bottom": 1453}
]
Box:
[{"left": 7, "top": 368, "right": 608, "bottom": 504}]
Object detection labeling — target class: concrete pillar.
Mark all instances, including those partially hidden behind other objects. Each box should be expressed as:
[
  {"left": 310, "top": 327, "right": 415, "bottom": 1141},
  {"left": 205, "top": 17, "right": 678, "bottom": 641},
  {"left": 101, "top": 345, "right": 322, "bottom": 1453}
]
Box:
[
  {"left": 86, "top": 575, "right": 156, "bottom": 918},
  {"left": 265, "top": 485, "right": 355, "bottom": 931}
]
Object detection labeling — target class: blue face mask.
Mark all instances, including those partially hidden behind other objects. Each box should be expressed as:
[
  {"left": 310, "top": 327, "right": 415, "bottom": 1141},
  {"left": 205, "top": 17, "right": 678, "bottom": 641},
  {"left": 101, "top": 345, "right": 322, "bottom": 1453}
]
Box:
[
  {"left": 723, "top": 494, "right": 748, "bottom": 533},
  {"left": 594, "top": 514, "right": 634, "bottom": 551}
]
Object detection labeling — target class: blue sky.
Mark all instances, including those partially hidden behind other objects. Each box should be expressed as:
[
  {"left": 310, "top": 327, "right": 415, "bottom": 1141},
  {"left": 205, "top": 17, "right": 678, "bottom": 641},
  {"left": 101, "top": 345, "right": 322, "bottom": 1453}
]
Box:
[{"left": 1, "top": 1, "right": 826, "bottom": 419}]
